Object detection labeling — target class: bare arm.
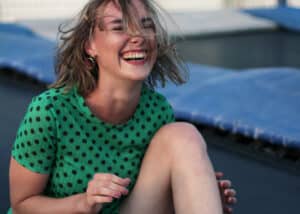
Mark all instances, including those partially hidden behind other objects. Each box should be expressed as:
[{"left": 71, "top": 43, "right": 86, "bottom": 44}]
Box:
[
  {"left": 9, "top": 158, "right": 97, "bottom": 214},
  {"left": 9, "top": 158, "right": 130, "bottom": 214}
]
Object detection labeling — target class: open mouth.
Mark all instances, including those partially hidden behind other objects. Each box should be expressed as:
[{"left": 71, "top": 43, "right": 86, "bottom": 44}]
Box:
[{"left": 121, "top": 51, "right": 147, "bottom": 62}]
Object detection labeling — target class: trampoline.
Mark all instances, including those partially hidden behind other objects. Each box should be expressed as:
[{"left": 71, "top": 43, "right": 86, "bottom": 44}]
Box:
[{"left": 1, "top": 6, "right": 300, "bottom": 214}]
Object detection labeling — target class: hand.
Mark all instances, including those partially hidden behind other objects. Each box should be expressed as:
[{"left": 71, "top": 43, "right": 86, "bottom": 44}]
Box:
[
  {"left": 216, "top": 171, "right": 237, "bottom": 214},
  {"left": 84, "top": 173, "right": 131, "bottom": 213}
]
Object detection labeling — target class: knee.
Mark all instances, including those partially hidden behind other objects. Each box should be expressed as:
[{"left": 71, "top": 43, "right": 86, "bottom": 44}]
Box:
[{"left": 151, "top": 122, "right": 207, "bottom": 154}]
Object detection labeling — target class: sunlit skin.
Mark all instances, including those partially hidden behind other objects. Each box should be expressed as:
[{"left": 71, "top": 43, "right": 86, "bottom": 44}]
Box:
[
  {"left": 86, "top": 1, "right": 157, "bottom": 83},
  {"left": 85, "top": 0, "right": 157, "bottom": 124},
  {"left": 9, "top": 0, "right": 236, "bottom": 213}
]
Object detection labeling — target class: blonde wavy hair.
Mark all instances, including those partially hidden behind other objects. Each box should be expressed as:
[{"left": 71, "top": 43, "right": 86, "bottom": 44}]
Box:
[{"left": 51, "top": 0, "right": 188, "bottom": 95}]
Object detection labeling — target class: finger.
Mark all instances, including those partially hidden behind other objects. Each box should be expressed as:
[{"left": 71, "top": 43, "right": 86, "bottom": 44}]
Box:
[
  {"left": 106, "top": 181, "right": 129, "bottom": 195},
  {"left": 88, "top": 186, "right": 122, "bottom": 199},
  {"left": 87, "top": 180, "right": 122, "bottom": 198},
  {"left": 224, "top": 189, "right": 236, "bottom": 197},
  {"left": 110, "top": 175, "right": 131, "bottom": 186},
  {"left": 226, "top": 197, "right": 237, "bottom": 204},
  {"left": 89, "top": 195, "right": 114, "bottom": 204},
  {"left": 91, "top": 176, "right": 129, "bottom": 195},
  {"left": 215, "top": 171, "right": 224, "bottom": 179},
  {"left": 224, "top": 206, "right": 233, "bottom": 214},
  {"left": 219, "top": 180, "right": 232, "bottom": 188},
  {"left": 94, "top": 173, "right": 131, "bottom": 187}
]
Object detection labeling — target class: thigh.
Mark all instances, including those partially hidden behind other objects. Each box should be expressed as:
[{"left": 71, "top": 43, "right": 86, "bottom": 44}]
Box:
[
  {"left": 119, "top": 124, "right": 175, "bottom": 214},
  {"left": 120, "top": 122, "right": 222, "bottom": 214}
]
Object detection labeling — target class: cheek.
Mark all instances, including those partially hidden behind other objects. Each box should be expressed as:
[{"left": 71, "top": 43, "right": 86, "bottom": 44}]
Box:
[
  {"left": 95, "top": 39, "right": 122, "bottom": 62},
  {"left": 94, "top": 33, "right": 124, "bottom": 53},
  {"left": 149, "top": 40, "right": 158, "bottom": 62}
]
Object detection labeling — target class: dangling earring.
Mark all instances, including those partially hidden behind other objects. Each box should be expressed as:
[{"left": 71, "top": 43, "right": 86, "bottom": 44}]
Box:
[
  {"left": 87, "top": 56, "right": 96, "bottom": 67},
  {"left": 87, "top": 55, "right": 98, "bottom": 79}
]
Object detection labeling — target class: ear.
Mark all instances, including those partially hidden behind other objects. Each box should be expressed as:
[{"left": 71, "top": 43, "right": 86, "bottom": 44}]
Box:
[{"left": 85, "top": 39, "right": 96, "bottom": 57}]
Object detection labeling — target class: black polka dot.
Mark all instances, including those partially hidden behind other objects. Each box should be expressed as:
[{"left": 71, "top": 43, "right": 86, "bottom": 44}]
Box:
[{"left": 12, "top": 86, "right": 174, "bottom": 200}]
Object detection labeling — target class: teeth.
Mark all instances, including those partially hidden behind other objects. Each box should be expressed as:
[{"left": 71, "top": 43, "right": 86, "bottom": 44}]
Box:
[{"left": 123, "top": 52, "right": 146, "bottom": 60}]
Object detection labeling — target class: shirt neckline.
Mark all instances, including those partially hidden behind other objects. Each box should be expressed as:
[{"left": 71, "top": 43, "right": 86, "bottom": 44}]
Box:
[{"left": 71, "top": 86, "right": 145, "bottom": 129}]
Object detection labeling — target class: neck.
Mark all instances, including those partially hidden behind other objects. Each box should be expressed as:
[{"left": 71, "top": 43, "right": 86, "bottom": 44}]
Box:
[{"left": 85, "top": 81, "right": 143, "bottom": 124}]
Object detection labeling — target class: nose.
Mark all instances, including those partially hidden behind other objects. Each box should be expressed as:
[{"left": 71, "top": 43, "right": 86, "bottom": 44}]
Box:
[{"left": 129, "top": 33, "right": 145, "bottom": 45}]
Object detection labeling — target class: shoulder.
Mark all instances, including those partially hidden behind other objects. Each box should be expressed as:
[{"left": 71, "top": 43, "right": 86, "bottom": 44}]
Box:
[
  {"left": 142, "top": 86, "right": 169, "bottom": 104},
  {"left": 21, "top": 87, "right": 79, "bottom": 125},
  {"left": 29, "top": 87, "right": 75, "bottom": 111},
  {"left": 141, "top": 86, "right": 175, "bottom": 122},
  {"left": 32, "top": 87, "right": 72, "bottom": 103}
]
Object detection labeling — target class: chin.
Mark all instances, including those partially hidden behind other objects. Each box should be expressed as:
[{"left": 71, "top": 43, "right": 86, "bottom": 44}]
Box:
[
  {"left": 121, "top": 64, "right": 153, "bottom": 81},
  {"left": 125, "top": 70, "right": 151, "bottom": 82}
]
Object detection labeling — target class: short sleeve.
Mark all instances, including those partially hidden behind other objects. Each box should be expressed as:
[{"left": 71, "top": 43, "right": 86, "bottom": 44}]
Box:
[
  {"left": 12, "top": 95, "right": 57, "bottom": 174},
  {"left": 152, "top": 90, "right": 175, "bottom": 125},
  {"left": 164, "top": 98, "right": 175, "bottom": 123}
]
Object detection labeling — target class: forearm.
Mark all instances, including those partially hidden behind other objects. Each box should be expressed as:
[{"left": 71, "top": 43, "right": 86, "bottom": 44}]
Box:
[{"left": 12, "top": 193, "right": 99, "bottom": 214}]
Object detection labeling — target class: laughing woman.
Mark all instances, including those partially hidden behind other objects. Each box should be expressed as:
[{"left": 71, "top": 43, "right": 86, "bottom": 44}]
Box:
[{"left": 9, "top": 0, "right": 236, "bottom": 213}]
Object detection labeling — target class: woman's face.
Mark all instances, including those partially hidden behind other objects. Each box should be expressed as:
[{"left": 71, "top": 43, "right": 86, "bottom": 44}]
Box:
[{"left": 86, "top": 0, "right": 157, "bottom": 83}]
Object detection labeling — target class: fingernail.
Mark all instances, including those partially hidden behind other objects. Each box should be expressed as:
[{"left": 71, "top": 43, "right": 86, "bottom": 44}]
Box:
[
  {"left": 115, "top": 192, "right": 121, "bottom": 198},
  {"left": 125, "top": 178, "right": 131, "bottom": 185},
  {"left": 122, "top": 188, "right": 129, "bottom": 195}
]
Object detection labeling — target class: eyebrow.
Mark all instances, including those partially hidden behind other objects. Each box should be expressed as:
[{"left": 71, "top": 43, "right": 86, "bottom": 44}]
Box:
[
  {"left": 101, "top": 16, "right": 153, "bottom": 25},
  {"left": 107, "top": 19, "right": 122, "bottom": 24},
  {"left": 97, "top": 15, "right": 121, "bottom": 24},
  {"left": 141, "top": 17, "right": 153, "bottom": 23}
]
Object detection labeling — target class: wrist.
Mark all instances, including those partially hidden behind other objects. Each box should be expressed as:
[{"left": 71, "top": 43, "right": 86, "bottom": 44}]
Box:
[{"left": 75, "top": 193, "right": 101, "bottom": 214}]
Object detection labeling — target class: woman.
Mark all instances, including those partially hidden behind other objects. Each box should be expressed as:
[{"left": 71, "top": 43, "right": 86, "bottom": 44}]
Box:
[{"left": 9, "top": 0, "right": 236, "bottom": 213}]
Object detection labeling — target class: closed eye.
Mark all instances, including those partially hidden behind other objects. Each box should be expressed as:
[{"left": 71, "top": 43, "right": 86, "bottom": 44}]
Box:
[
  {"left": 141, "top": 17, "right": 155, "bottom": 30},
  {"left": 99, "top": 17, "right": 124, "bottom": 32},
  {"left": 111, "top": 25, "right": 124, "bottom": 31},
  {"left": 98, "top": 16, "right": 155, "bottom": 33}
]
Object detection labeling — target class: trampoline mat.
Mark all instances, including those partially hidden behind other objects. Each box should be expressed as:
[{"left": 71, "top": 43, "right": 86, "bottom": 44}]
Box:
[
  {"left": 158, "top": 64, "right": 300, "bottom": 149},
  {"left": 1, "top": 71, "right": 300, "bottom": 214},
  {"left": 244, "top": 6, "right": 300, "bottom": 32},
  {"left": 1, "top": 23, "right": 300, "bottom": 149}
]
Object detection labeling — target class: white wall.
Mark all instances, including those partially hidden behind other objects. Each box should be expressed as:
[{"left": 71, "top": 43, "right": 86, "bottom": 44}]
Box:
[
  {"left": 0, "top": 0, "right": 88, "bottom": 21},
  {"left": 0, "top": 0, "right": 299, "bottom": 21},
  {"left": 224, "top": 0, "right": 276, "bottom": 8},
  {"left": 158, "top": 0, "right": 224, "bottom": 11},
  {"left": 289, "top": 0, "right": 300, "bottom": 7}
]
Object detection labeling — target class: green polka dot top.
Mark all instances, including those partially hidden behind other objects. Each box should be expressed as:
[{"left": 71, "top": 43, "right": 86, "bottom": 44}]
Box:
[{"left": 11, "top": 85, "right": 174, "bottom": 214}]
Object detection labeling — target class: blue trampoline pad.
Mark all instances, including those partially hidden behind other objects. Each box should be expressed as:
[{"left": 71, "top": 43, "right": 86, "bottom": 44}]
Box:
[
  {"left": 1, "top": 23, "right": 300, "bottom": 149},
  {"left": 243, "top": 6, "right": 300, "bottom": 32},
  {"left": 0, "top": 23, "right": 56, "bottom": 83},
  {"left": 158, "top": 64, "right": 300, "bottom": 149}
]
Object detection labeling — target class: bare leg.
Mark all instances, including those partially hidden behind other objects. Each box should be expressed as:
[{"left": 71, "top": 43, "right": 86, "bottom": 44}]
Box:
[{"left": 120, "top": 122, "right": 222, "bottom": 214}]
